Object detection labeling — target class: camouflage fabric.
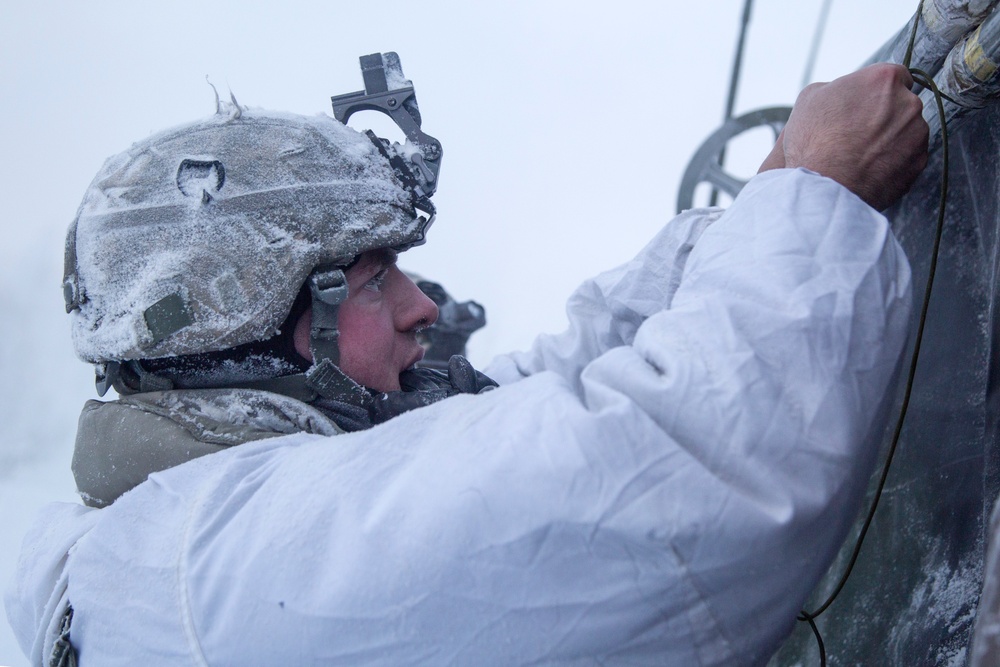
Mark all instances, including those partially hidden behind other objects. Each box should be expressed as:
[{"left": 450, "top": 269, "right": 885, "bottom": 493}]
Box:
[{"left": 65, "top": 109, "right": 430, "bottom": 363}]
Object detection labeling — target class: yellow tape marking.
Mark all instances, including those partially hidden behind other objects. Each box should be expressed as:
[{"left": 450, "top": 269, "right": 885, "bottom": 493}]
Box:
[{"left": 965, "top": 24, "right": 998, "bottom": 81}]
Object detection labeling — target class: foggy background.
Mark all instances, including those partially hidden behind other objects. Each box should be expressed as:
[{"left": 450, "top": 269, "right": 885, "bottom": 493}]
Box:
[{"left": 0, "top": 1, "right": 915, "bottom": 663}]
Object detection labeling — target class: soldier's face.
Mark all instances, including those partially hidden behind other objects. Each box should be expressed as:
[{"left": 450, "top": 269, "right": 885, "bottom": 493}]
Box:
[{"left": 294, "top": 249, "right": 439, "bottom": 392}]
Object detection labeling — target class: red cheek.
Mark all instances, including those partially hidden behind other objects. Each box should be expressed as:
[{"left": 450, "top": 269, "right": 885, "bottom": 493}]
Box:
[{"left": 335, "top": 301, "right": 402, "bottom": 391}]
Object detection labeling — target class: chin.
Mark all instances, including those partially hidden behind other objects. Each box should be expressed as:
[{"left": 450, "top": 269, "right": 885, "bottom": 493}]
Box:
[{"left": 379, "top": 373, "right": 403, "bottom": 393}]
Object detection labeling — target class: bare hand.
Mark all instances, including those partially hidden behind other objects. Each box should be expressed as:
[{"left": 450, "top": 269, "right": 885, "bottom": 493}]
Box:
[
  {"left": 760, "top": 64, "right": 929, "bottom": 211},
  {"left": 757, "top": 128, "right": 786, "bottom": 173}
]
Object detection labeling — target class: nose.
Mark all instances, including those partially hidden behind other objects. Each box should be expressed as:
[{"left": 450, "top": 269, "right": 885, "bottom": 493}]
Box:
[{"left": 391, "top": 267, "right": 439, "bottom": 332}]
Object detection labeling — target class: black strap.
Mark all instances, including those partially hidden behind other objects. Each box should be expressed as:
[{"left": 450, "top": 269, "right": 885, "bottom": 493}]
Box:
[
  {"left": 228, "top": 360, "right": 371, "bottom": 407},
  {"left": 50, "top": 604, "right": 77, "bottom": 667}
]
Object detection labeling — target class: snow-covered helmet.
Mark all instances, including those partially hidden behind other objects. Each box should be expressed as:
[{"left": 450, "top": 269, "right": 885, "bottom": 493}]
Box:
[{"left": 63, "top": 53, "right": 441, "bottom": 400}]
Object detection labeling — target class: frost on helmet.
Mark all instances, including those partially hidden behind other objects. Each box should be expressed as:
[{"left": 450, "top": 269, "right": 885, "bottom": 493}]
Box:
[{"left": 64, "top": 109, "right": 430, "bottom": 364}]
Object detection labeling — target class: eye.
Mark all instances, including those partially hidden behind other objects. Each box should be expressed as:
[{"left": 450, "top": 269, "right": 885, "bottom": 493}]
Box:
[{"left": 363, "top": 268, "right": 389, "bottom": 293}]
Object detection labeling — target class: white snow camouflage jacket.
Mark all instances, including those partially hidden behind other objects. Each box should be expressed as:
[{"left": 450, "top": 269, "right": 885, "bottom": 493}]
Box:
[{"left": 6, "top": 168, "right": 912, "bottom": 666}]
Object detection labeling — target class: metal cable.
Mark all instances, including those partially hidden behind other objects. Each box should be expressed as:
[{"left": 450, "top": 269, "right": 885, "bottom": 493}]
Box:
[{"left": 793, "top": 2, "right": 955, "bottom": 663}]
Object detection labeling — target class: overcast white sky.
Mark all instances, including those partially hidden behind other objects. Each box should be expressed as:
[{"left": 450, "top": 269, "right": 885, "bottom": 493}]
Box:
[{"left": 0, "top": 1, "right": 917, "bottom": 663}]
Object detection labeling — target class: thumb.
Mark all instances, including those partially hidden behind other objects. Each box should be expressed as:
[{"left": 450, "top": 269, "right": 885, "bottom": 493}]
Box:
[{"left": 448, "top": 355, "right": 481, "bottom": 394}]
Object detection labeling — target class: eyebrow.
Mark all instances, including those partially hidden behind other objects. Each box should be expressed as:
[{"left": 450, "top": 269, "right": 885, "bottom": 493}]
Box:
[
  {"left": 350, "top": 248, "right": 398, "bottom": 283},
  {"left": 370, "top": 248, "right": 398, "bottom": 269}
]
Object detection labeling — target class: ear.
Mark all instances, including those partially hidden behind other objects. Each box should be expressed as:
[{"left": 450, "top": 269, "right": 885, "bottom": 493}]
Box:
[{"left": 293, "top": 306, "right": 313, "bottom": 361}]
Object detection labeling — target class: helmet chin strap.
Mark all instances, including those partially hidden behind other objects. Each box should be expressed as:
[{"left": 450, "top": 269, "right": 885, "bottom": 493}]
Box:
[
  {"left": 305, "top": 267, "right": 348, "bottom": 367},
  {"left": 302, "top": 267, "right": 373, "bottom": 407}
]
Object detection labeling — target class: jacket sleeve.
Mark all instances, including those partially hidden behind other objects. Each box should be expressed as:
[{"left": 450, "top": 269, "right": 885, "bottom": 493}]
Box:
[
  {"left": 484, "top": 204, "right": 723, "bottom": 389},
  {"left": 65, "top": 168, "right": 912, "bottom": 666}
]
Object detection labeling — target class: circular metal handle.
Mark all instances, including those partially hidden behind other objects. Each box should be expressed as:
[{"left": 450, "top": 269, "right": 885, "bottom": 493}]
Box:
[{"left": 676, "top": 106, "right": 792, "bottom": 214}]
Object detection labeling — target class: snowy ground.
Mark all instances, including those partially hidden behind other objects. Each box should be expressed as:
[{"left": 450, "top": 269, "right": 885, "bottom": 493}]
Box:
[{"left": 0, "top": 1, "right": 916, "bottom": 664}]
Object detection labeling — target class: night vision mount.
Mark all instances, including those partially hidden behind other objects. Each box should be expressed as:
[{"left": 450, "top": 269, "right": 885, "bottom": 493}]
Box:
[{"left": 332, "top": 52, "right": 442, "bottom": 214}]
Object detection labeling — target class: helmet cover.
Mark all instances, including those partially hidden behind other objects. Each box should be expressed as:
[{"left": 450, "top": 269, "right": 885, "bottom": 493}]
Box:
[{"left": 65, "top": 109, "right": 430, "bottom": 363}]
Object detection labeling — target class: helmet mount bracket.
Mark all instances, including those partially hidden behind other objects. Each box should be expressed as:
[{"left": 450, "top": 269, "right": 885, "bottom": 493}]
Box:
[{"left": 331, "top": 52, "right": 442, "bottom": 207}]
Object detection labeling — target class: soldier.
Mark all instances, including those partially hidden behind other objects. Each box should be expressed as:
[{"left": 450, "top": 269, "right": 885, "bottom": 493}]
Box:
[{"left": 7, "top": 57, "right": 926, "bottom": 665}]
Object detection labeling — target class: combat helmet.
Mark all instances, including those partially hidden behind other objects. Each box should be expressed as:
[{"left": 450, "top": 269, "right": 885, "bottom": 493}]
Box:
[{"left": 63, "top": 53, "right": 442, "bottom": 403}]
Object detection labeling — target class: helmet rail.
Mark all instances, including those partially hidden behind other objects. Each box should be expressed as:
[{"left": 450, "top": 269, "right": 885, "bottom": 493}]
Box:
[{"left": 332, "top": 52, "right": 443, "bottom": 212}]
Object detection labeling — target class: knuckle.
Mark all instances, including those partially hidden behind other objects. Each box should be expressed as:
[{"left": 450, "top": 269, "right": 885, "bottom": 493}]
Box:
[
  {"left": 867, "top": 62, "right": 895, "bottom": 79},
  {"left": 797, "top": 82, "right": 822, "bottom": 101},
  {"left": 872, "top": 62, "right": 911, "bottom": 89}
]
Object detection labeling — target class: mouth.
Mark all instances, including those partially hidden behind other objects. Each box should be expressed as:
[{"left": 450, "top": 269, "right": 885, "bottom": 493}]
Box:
[{"left": 404, "top": 347, "right": 426, "bottom": 371}]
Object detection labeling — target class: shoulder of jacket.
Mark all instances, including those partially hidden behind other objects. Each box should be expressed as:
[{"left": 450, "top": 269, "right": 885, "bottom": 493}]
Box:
[{"left": 73, "top": 389, "right": 341, "bottom": 507}]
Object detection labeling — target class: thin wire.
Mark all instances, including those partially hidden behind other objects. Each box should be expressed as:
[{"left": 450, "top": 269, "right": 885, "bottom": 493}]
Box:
[
  {"left": 802, "top": 0, "right": 835, "bottom": 89},
  {"left": 799, "top": 611, "right": 827, "bottom": 667},
  {"left": 902, "top": 4, "right": 923, "bottom": 70},
  {"left": 793, "top": 2, "right": 955, "bottom": 662},
  {"left": 803, "top": 65, "right": 948, "bottom": 620},
  {"left": 797, "top": 71, "right": 947, "bottom": 662}
]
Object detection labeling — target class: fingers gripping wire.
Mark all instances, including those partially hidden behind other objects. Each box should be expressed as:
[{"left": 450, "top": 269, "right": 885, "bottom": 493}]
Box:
[{"left": 791, "top": 2, "right": 953, "bottom": 665}]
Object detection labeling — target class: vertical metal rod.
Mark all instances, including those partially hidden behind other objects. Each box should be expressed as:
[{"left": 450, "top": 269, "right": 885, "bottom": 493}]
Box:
[
  {"left": 711, "top": 0, "right": 754, "bottom": 206},
  {"left": 725, "top": 0, "right": 754, "bottom": 122},
  {"left": 802, "top": 0, "right": 835, "bottom": 89}
]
